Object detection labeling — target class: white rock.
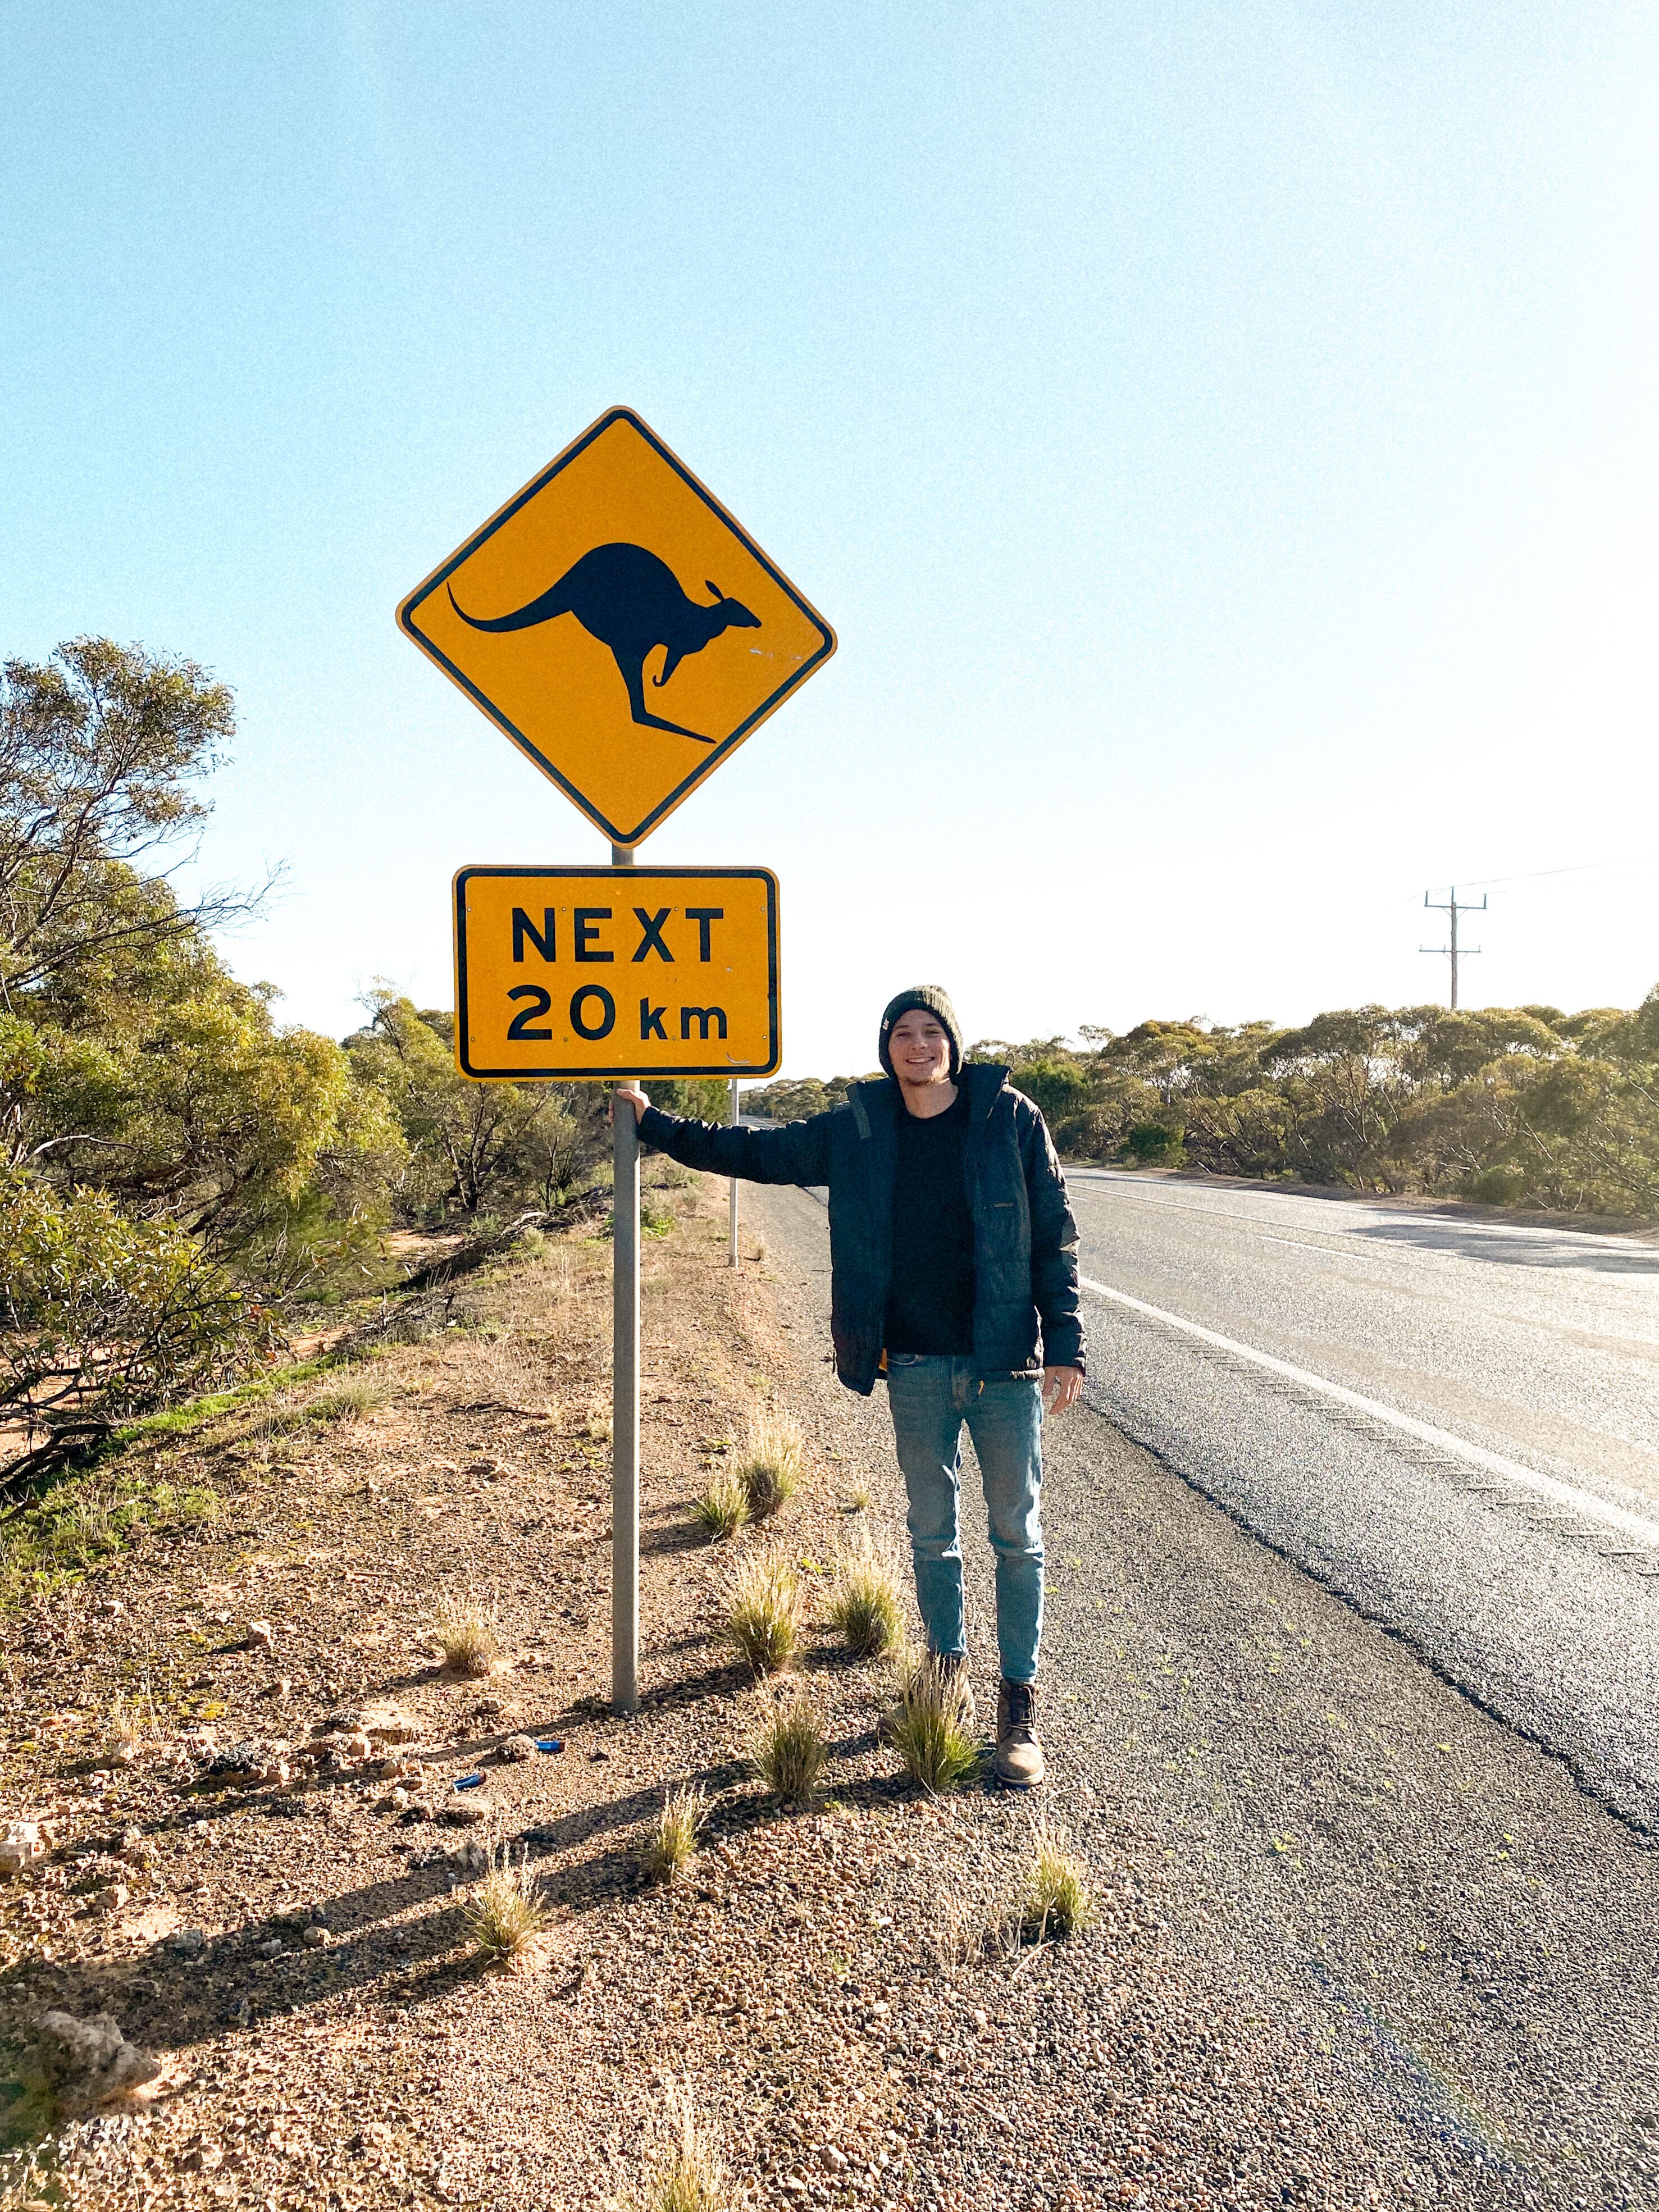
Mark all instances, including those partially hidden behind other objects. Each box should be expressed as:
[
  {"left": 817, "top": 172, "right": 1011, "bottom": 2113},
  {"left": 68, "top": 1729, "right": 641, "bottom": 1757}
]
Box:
[
  {"left": 500, "top": 1734, "right": 536, "bottom": 1764},
  {"left": 246, "top": 1620, "right": 276, "bottom": 1650},
  {"left": 1, "top": 1822, "right": 46, "bottom": 1876}
]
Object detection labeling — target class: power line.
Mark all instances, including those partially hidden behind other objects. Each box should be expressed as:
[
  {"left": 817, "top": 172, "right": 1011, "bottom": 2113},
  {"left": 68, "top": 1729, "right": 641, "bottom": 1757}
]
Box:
[
  {"left": 1421, "top": 888, "right": 1485, "bottom": 1010},
  {"left": 1425, "top": 851, "right": 1658, "bottom": 897}
]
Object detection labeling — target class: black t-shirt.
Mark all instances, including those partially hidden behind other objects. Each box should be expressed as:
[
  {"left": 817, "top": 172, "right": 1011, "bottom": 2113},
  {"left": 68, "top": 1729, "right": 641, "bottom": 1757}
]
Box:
[{"left": 884, "top": 1088, "right": 976, "bottom": 1356}]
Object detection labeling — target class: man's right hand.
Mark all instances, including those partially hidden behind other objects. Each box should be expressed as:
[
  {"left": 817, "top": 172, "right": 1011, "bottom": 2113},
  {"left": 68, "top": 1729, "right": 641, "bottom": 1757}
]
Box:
[{"left": 609, "top": 1084, "right": 650, "bottom": 1124}]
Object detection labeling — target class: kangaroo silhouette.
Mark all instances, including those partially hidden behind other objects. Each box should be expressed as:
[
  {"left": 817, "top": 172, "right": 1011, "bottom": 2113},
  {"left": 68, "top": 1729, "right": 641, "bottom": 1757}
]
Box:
[{"left": 448, "top": 542, "right": 760, "bottom": 742}]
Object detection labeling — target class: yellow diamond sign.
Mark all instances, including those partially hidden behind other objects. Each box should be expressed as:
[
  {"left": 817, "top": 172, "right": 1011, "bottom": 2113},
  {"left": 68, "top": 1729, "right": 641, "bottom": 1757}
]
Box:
[{"left": 398, "top": 408, "right": 836, "bottom": 848}]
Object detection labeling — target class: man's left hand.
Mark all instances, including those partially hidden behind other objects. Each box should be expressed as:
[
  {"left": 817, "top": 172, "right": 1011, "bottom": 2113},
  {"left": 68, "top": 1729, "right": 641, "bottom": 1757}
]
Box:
[{"left": 1043, "top": 1366, "right": 1083, "bottom": 1414}]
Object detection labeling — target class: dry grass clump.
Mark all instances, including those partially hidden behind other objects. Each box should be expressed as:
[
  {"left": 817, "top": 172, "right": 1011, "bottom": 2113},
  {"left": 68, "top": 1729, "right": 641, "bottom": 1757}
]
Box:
[
  {"left": 746, "top": 1690, "right": 827, "bottom": 1807},
  {"left": 724, "top": 1549, "right": 803, "bottom": 1674},
  {"left": 433, "top": 1595, "right": 502, "bottom": 1677},
  {"left": 692, "top": 1468, "right": 749, "bottom": 1541},
  {"left": 463, "top": 1844, "right": 550, "bottom": 1964},
  {"left": 826, "top": 1534, "right": 903, "bottom": 1658},
  {"left": 629, "top": 2085, "right": 732, "bottom": 2212},
  {"left": 106, "top": 1686, "right": 158, "bottom": 1767},
  {"left": 737, "top": 1407, "right": 803, "bottom": 1518},
  {"left": 307, "top": 1375, "right": 389, "bottom": 1423},
  {"left": 884, "top": 1650, "right": 981, "bottom": 1795},
  {"left": 640, "top": 1785, "right": 707, "bottom": 1884},
  {"left": 1018, "top": 1814, "right": 1097, "bottom": 1941}
]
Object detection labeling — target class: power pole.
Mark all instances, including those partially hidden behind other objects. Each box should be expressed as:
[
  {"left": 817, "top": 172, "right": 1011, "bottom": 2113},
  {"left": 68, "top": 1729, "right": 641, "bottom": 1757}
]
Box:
[{"left": 1421, "top": 887, "right": 1485, "bottom": 1010}]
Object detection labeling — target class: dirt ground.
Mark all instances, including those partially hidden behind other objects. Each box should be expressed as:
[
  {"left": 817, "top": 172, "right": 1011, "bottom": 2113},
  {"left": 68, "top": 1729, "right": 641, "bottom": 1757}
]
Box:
[{"left": 1, "top": 1167, "right": 1502, "bottom": 2211}]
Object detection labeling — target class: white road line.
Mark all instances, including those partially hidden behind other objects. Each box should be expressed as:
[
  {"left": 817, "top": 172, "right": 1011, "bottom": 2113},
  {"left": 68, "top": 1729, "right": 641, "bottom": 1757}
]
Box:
[{"left": 1077, "top": 1273, "right": 1659, "bottom": 1549}]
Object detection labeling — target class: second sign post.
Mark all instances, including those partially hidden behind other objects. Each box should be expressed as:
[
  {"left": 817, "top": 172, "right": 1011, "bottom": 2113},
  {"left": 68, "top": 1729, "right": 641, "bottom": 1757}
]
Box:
[{"left": 399, "top": 407, "right": 834, "bottom": 1712}]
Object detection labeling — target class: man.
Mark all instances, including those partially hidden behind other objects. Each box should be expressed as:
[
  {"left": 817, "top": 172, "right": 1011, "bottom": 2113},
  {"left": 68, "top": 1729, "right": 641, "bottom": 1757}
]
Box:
[{"left": 613, "top": 985, "right": 1086, "bottom": 1788}]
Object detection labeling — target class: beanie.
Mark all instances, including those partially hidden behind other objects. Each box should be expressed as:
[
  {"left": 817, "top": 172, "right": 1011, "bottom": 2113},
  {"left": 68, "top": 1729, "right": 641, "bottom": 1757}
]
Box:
[{"left": 878, "top": 986, "right": 964, "bottom": 1079}]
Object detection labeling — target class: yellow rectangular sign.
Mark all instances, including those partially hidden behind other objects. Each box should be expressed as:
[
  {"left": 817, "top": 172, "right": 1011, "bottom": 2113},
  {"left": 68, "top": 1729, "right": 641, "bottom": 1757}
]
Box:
[{"left": 453, "top": 867, "right": 780, "bottom": 1081}]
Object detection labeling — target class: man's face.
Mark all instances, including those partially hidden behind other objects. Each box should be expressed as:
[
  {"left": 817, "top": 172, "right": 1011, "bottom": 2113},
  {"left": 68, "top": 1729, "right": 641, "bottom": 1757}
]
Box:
[{"left": 889, "top": 1009, "right": 954, "bottom": 1087}]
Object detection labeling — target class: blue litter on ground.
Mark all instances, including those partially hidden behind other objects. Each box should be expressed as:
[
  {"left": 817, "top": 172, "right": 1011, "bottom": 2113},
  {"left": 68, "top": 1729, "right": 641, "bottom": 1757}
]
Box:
[
  {"left": 535, "top": 1739, "right": 565, "bottom": 1754},
  {"left": 453, "top": 1772, "right": 485, "bottom": 1790}
]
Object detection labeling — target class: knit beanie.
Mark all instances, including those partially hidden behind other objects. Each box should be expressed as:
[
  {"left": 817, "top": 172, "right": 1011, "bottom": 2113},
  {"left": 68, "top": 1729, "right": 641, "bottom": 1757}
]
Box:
[{"left": 878, "top": 986, "right": 964, "bottom": 1079}]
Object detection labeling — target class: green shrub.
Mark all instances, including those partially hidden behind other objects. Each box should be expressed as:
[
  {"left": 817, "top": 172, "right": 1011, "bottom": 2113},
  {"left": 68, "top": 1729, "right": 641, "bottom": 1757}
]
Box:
[{"left": 1, "top": 1178, "right": 279, "bottom": 1483}]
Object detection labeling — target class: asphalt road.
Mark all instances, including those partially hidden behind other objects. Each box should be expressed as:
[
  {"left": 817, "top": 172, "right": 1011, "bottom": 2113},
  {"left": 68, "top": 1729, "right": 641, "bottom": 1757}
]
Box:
[
  {"left": 742, "top": 1165, "right": 1659, "bottom": 2206},
  {"left": 1064, "top": 1171, "right": 1659, "bottom": 1834}
]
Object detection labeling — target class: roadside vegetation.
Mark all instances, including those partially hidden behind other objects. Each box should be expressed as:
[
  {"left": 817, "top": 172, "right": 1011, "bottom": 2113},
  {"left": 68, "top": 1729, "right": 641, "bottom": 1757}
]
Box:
[
  {"left": 0, "top": 633, "right": 728, "bottom": 1492},
  {"left": 883, "top": 1652, "right": 982, "bottom": 1795},
  {"left": 746, "top": 993, "right": 1659, "bottom": 1219}
]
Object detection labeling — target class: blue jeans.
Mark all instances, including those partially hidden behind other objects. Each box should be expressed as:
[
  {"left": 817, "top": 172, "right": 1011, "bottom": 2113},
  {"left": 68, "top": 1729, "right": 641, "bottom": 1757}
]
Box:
[{"left": 885, "top": 1356, "right": 1044, "bottom": 1685}]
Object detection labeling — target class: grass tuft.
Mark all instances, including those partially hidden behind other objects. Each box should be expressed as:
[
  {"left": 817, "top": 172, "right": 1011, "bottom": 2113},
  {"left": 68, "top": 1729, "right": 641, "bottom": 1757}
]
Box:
[
  {"left": 746, "top": 1689, "right": 828, "bottom": 1807},
  {"left": 433, "top": 1595, "right": 502, "bottom": 1676},
  {"left": 724, "top": 1549, "right": 803, "bottom": 1675},
  {"left": 1018, "top": 1813, "right": 1097, "bottom": 1942},
  {"left": 307, "top": 1376, "right": 389, "bottom": 1423},
  {"left": 736, "top": 1407, "right": 803, "bottom": 1519},
  {"left": 106, "top": 1685, "right": 159, "bottom": 1767},
  {"left": 632, "top": 2084, "right": 732, "bottom": 2212},
  {"left": 640, "top": 1784, "right": 707, "bottom": 1884},
  {"left": 463, "top": 1844, "right": 550, "bottom": 1963},
  {"left": 691, "top": 1468, "right": 749, "bottom": 1542},
  {"left": 884, "top": 1650, "right": 981, "bottom": 1795},
  {"left": 826, "top": 1534, "right": 903, "bottom": 1659}
]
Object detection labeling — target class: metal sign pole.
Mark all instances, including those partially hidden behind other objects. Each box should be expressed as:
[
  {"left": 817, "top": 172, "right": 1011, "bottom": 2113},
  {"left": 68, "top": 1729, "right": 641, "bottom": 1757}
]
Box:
[
  {"left": 610, "top": 840, "right": 640, "bottom": 1716},
  {"left": 729, "top": 1079, "right": 741, "bottom": 1269}
]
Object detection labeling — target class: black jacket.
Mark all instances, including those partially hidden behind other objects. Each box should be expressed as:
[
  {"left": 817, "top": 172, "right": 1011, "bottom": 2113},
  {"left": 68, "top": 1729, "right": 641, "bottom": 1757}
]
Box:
[{"left": 637, "top": 1063, "right": 1086, "bottom": 1395}]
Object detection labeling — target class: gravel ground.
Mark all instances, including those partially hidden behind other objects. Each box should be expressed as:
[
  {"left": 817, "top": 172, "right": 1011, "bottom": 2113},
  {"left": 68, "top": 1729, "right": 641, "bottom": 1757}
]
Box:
[
  {"left": 3, "top": 1167, "right": 1652, "bottom": 2210},
  {"left": 753, "top": 1175, "right": 1659, "bottom": 2212}
]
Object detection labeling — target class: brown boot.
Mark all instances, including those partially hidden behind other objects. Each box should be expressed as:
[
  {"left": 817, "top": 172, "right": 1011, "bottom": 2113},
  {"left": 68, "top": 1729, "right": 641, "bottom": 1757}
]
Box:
[{"left": 993, "top": 1680, "right": 1044, "bottom": 1789}]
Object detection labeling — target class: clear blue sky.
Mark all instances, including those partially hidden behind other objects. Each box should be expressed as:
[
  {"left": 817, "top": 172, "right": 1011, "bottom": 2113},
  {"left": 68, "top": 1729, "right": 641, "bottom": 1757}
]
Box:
[{"left": 4, "top": 2, "right": 1656, "bottom": 1075}]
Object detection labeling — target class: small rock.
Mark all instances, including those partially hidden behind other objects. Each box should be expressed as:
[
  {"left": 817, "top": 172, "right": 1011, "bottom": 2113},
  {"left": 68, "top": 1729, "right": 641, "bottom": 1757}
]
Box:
[
  {"left": 37, "top": 2009, "right": 159, "bottom": 2097},
  {"left": 98, "top": 1883, "right": 131, "bottom": 1913},
  {"left": 171, "top": 1928, "right": 206, "bottom": 1959},
  {"left": 446, "top": 1840, "right": 489, "bottom": 1871},
  {"left": 301, "top": 1923, "right": 331, "bottom": 1949},
  {"left": 1, "top": 1822, "right": 47, "bottom": 1877},
  {"left": 204, "top": 1739, "right": 289, "bottom": 1786},
  {"left": 245, "top": 1621, "right": 276, "bottom": 1652},
  {"left": 471, "top": 1696, "right": 506, "bottom": 1721},
  {"left": 442, "top": 1797, "right": 493, "bottom": 1826},
  {"left": 363, "top": 1707, "right": 421, "bottom": 1744},
  {"left": 257, "top": 1939, "right": 282, "bottom": 1959},
  {"left": 257, "top": 1677, "right": 291, "bottom": 1702},
  {"left": 500, "top": 1735, "right": 536, "bottom": 1764}
]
